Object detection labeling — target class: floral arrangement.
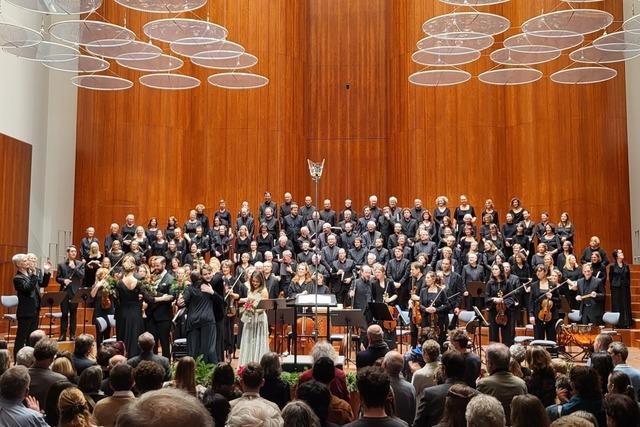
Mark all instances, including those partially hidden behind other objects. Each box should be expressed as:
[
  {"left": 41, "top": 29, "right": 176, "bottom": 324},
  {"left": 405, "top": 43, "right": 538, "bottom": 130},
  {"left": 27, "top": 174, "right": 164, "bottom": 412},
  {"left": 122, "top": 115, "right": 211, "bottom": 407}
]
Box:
[
  {"left": 104, "top": 276, "right": 118, "bottom": 297},
  {"left": 169, "top": 278, "right": 185, "bottom": 296},
  {"left": 243, "top": 300, "right": 256, "bottom": 315}
]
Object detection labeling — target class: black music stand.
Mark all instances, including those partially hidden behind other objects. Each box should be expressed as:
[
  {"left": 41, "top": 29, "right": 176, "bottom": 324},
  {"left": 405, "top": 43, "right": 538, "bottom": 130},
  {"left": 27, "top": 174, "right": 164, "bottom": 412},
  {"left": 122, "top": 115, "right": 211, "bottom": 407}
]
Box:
[
  {"left": 261, "top": 299, "right": 292, "bottom": 354},
  {"left": 288, "top": 294, "right": 337, "bottom": 368},
  {"left": 331, "top": 309, "right": 366, "bottom": 367},
  {"left": 467, "top": 281, "right": 485, "bottom": 309},
  {"left": 42, "top": 292, "right": 66, "bottom": 338},
  {"left": 71, "top": 288, "right": 93, "bottom": 335},
  {"left": 368, "top": 302, "right": 393, "bottom": 326},
  {"left": 472, "top": 305, "right": 490, "bottom": 361}
]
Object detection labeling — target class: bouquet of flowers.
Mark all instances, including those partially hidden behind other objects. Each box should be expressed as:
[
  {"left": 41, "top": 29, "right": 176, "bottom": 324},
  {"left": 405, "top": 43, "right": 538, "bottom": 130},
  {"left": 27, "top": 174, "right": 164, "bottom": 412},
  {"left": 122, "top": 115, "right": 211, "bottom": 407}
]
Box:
[
  {"left": 169, "top": 278, "right": 185, "bottom": 297},
  {"left": 241, "top": 299, "right": 257, "bottom": 323},
  {"left": 243, "top": 300, "right": 256, "bottom": 315},
  {"left": 104, "top": 276, "right": 118, "bottom": 297}
]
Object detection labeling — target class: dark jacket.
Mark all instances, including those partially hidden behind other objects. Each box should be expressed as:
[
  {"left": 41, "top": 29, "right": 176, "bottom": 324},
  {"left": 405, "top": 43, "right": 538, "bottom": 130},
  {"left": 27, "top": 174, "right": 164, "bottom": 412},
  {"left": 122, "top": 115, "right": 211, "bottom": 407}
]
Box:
[
  {"left": 356, "top": 341, "right": 389, "bottom": 369},
  {"left": 14, "top": 270, "right": 50, "bottom": 318},
  {"left": 413, "top": 379, "right": 465, "bottom": 427}
]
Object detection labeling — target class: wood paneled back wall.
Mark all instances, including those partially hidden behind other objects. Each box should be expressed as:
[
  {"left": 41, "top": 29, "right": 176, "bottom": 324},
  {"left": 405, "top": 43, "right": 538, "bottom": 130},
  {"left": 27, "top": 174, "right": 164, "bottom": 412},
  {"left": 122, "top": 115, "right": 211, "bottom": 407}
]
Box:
[
  {"left": 74, "top": 0, "right": 631, "bottom": 256},
  {"left": 0, "top": 133, "right": 32, "bottom": 304}
]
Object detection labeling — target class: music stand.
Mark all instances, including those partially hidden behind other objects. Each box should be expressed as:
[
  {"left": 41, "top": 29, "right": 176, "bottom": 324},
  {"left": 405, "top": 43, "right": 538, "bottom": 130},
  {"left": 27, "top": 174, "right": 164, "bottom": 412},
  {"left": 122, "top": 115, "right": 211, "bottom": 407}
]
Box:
[
  {"left": 261, "top": 299, "right": 292, "bottom": 354},
  {"left": 71, "top": 288, "right": 93, "bottom": 335},
  {"left": 472, "top": 305, "right": 489, "bottom": 360},
  {"left": 466, "top": 281, "right": 485, "bottom": 309},
  {"left": 331, "top": 309, "right": 366, "bottom": 367},
  {"left": 42, "top": 292, "right": 66, "bottom": 338},
  {"left": 368, "top": 302, "right": 393, "bottom": 325},
  {"left": 288, "top": 293, "right": 337, "bottom": 367}
]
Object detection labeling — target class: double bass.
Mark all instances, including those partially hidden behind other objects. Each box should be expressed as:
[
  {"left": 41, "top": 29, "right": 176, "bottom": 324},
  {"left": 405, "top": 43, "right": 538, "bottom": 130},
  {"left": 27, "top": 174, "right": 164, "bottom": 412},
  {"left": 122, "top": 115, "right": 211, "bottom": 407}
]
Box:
[{"left": 382, "top": 281, "right": 399, "bottom": 331}]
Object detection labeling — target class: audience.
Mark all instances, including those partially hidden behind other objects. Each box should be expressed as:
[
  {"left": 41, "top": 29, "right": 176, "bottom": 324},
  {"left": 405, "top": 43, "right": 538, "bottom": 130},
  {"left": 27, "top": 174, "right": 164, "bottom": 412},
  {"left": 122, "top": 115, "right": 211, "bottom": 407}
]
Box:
[
  {"left": 133, "top": 360, "right": 165, "bottom": 394},
  {"left": 546, "top": 366, "right": 605, "bottom": 426},
  {"left": 609, "top": 341, "right": 640, "bottom": 400},
  {"left": 465, "top": 394, "right": 506, "bottom": 427},
  {"left": 28, "top": 329, "right": 46, "bottom": 347},
  {"left": 229, "top": 362, "right": 282, "bottom": 419},
  {"left": 525, "top": 346, "right": 556, "bottom": 407},
  {"left": 414, "top": 350, "right": 466, "bottom": 427},
  {"left": 163, "top": 356, "right": 206, "bottom": 399},
  {"left": 207, "top": 361, "right": 242, "bottom": 401},
  {"left": 313, "top": 357, "right": 354, "bottom": 425},
  {"left": 448, "top": 328, "right": 481, "bottom": 388},
  {"left": 202, "top": 389, "right": 231, "bottom": 427},
  {"left": 0, "top": 348, "right": 10, "bottom": 376},
  {"left": 78, "top": 365, "right": 105, "bottom": 410},
  {"left": 297, "top": 381, "right": 338, "bottom": 427},
  {"left": 45, "top": 380, "right": 74, "bottom": 427},
  {"left": 549, "top": 415, "right": 593, "bottom": 427},
  {"left": 511, "top": 394, "right": 550, "bottom": 427},
  {"left": 411, "top": 339, "right": 440, "bottom": 397},
  {"left": 282, "top": 400, "right": 321, "bottom": 427},
  {"left": 259, "top": 352, "right": 291, "bottom": 410},
  {"left": 16, "top": 346, "right": 35, "bottom": 367},
  {"left": 93, "top": 363, "right": 136, "bottom": 427},
  {"left": 0, "top": 365, "right": 48, "bottom": 426},
  {"left": 509, "top": 344, "right": 531, "bottom": 378},
  {"left": 603, "top": 393, "right": 639, "bottom": 427},
  {"left": 590, "top": 350, "right": 614, "bottom": 394},
  {"left": 299, "top": 341, "right": 350, "bottom": 402},
  {"left": 356, "top": 325, "right": 390, "bottom": 370},
  {"left": 72, "top": 334, "right": 97, "bottom": 375},
  {"left": 434, "top": 383, "right": 478, "bottom": 427},
  {"left": 29, "top": 338, "right": 68, "bottom": 408},
  {"left": 383, "top": 351, "right": 416, "bottom": 427},
  {"left": 52, "top": 356, "right": 78, "bottom": 384},
  {"left": 101, "top": 354, "right": 127, "bottom": 396},
  {"left": 226, "top": 403, "right": 284, "bottom": 427},
  {"left": 607, "top": 371, "right": 637, "bottom": 400},
  {"left": 114, "top": 388, "right": 214, "bottom": 427},
  {"left": 127, "top": 332, "right": 171, "bottom": 381},
  {"left": 58, "top": 387, "right": 97, "bottom": 427}
]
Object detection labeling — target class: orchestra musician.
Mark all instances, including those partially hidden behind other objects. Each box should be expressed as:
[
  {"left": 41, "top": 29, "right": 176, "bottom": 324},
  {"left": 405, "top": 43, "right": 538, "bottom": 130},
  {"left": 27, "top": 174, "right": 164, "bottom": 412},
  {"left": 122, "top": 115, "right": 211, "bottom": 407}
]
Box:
[
  {"left": 56, "top": 246, "right": 86, "bottom": 341},
  {"left": 439, "top": 258, "right": 465, "bottom": 330},
  {"left": 419, "top": 271, "right": 450, "bottom": 345},
  {"left": 485, "top": 263, "right": 516, "bottom": 346},
  {"left": 349, "top": 265, "right": 373, "bottom": 346},
  {"left": 332, "top": 248, "right": 355, "bottom": 305},
  {"left": 409, "top": 262, "right": 426, "bottom": 348},
  {"left": 146, "top": 256, "right": 176, "bottom": 359},
  {"left": 387, "top": 247, "right": 411, "bottom": 309},
  {"left": 222, "top": 260, "right": 244, "bottom": 361},
  {"left": 572, "top": 263, "right": 604, "bottom": 325},
  {"left": 528, "top": 265, "right": 561, "bottom": 341}
]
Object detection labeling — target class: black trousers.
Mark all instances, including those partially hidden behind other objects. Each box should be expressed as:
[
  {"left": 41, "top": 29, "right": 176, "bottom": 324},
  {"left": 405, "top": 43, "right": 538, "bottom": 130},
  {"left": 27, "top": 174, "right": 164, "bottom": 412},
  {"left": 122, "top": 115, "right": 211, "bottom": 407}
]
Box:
[
  {"left": 611, "top": 287, "right": 632, "bottom": 328},
  {"left": 60, "top": 299, "right": 78, "bottom": 338},
  {"left": 14, "top": 316, "right": 38, "bottom": 358},
  {"left": 534, "top": 319, "right": 557, "bottom": 341},
  {"left": 187, "top": 322, "right": 217, "bottom": 363},
  {"left": 215, "top": 320, "right": 224, "bottom": 362},
  {"left": 93, "top": 316, "right": 111, "bottom": 346},
  {"left": 488, "top": 310, "right": 515, "bottom": 346},
  {"left": 224, "top": 316, "right": 236, "bottom": 355},
  {"left": 149, "top": 320, "right": 172, "bottom": 359},
  {"left": 581, "top": 307, "right": 602, "bottom": 326}
]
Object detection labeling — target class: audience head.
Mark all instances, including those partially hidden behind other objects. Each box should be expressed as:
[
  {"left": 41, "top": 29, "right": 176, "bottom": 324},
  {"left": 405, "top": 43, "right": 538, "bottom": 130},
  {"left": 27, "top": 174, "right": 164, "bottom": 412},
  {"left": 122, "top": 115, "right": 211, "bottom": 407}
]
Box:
[
  {"left": 0, "top": 350, "right": 9, "bottom": 376},
  {"left": 422, "top": 339, "right": 441, "bottom": 363},
  {"left": 260, "top": 352, "right": 282, "bottom": 381},
  {"left": 312, "top": 357, "right": 335, "bottom": 385},
  {"left": 607, "top": 342, "right": 629, "bottom": 366},
  {"left": 58, "top": 387, "right": 94, "bottom": 427},
  {"left": 466, "top": 394, "right": 506, "bottom": 427},
  {"left": 134, "top": 360, "right": 165, "bottom": 394},
  {"left": 240, "top": 362, "right": 264, "bottom": 392},
  {"left": 52, "top": 356, "right": 77, "bottom": 382},
  {"left": 15, "top": 346, "right": 34, "bottom": 367},
  {"left": 569, "top": 366, "right": 602, "bottom": 399},
  {"left": 109, "top": 363, "right": 134, "bottom": 392},
  {"left": 590, "top": 350, "right": 614, "bottom": 392},
  {"left": 572, "top": 411, "right": 599, "bottom": 426},
  {"left": 138, "top": 332, "right": 155, "bottom": 353},
  {"left": 211, "top": 362, "right": 235, "bottom": 390},
  {"left": 97, "top": 345, "right": 117, "bottom": 369},
  {"left": 356, "top": 366, "right": 392, "bottom": 411},
  {"left": 44, "top": 381, "right": 74, "bottom": 426},
  {"left": 282, "top": 400, "right": 320, "bottom": 427},
  {"left": 0, "top": 365, "right": 30, "bottom": 400},
  {"left": 594, "top": 333, "right": 613, "bottom": 353},
  {"left": 78, "top": 365, "right": 103, "bottom": 394},
  {"left": 109, "top": 354, "right": 127, "bottom": 368},
  {"left": 511, "top": 394, "right": 550, "bottom": 427},
  {"left": 74, "top": 334, "right": 95, "bottom": 357},
  {"left": 33, "top": 338, "right": 58, "bottom": 366},
  {"left": 366, "top": 324, "right": 384, "bottom": 345},
  {"left": 202, "top": 391, "right": 230, "bottom": 427},
  {"left": 604, "top": 393, "right": 639, "bottom": 427},
  {"left": 485, "top": 343, "right": 511, "bottom": 375},
  {"left": 550, "top": 415, "right": 594, "bottom": 427},
  {"left": 509, "top": 344, "right": 527, "bottom": 365},
  {"left": 28, "top": 329, "right": 46, "bottom": 347},
  {"left": 526, "top": 345, "right": 553, "bottom": 372},
  {"left": 438, "top": 384, "right": 478, "bottom": 427},
  {"left": 382, "top": 351, "right": 404, "bottom": 378},
  {"left": 607, "top": 371, "right": 636, "bottom": 400},
  {"left": 115, "top": 388, "right": 214, "bottom": 427},
  {"left": 441, "top": 350, "right": 466, "bottom": 381},
  {"left": 449, "top": 328, "right": 470, "bottom": 352},
  {"left": 173, "top": 356, "right": 197, "bottom": 395},
  {"left": 296, "top": 380, "right": 332, "bottom": 422}
]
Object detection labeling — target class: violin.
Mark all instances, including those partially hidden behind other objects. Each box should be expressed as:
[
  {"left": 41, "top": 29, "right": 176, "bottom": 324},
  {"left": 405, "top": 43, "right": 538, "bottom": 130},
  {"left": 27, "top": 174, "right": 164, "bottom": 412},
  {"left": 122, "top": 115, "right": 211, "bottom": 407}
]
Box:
[
  {"left": 410, "top": 278, "right": 422, "bottom": 325},
  {"left": 537, "top": 280, "right": 568, "bottom": 322},
  {"left": 495, "top": 279, "right": 532, "bottom": 326},
  {"left": 426, "top": 284, "right": 447, "bottom": 337}
]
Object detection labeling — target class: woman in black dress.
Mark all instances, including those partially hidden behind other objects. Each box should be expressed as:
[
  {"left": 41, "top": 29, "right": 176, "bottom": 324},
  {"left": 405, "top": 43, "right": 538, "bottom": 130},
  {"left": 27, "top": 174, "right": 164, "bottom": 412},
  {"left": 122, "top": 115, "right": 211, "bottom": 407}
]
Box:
[
  {"left": 184, "top": 242, "right": 202, "bottom": 267},
  {"left": 556, "top": 212, "right": 575, "bottom": 244},
  {"left": 434, "top": 196, "right": 451, "bottom": 228},
  {"left": 151, "top": 229, "right": 169, "bottom": 256},
  {"left": 90, "top": 267, "right": 114, "bottom": 346},
  {"left": 512, "top": 222, "right": 531, "bottom": 258},
  {"left": 453, "top": 195, "right": 476, "bottom": 228},
  {"left": 133, "top": 226, "right": 149, "bottom": 255},
  {"left": 108, "top": 240, "right": 125, "bottom": 267},
  {"left": 528, "top": 265, "right": 560, "bottom": 341},
  {"left": 541, "top": 224, "right": 561, "bottom": 260},
  {"left": 184, "top": 210, "right": 202, "bottom": 239},
  {"left": 562, "top": 254, "right": 582, "bottom": 310},
  {"left": 234, "top": 225, "right": 251, "bottom": 263},
  {"left": 115, "top": 256, "right": 147, "bottom": 357},
  {"left": 556, "top": 241, "right": 574, "bottom": 272},
  {"left": 609, "top": 249, "right": 631, "bottom": 328},
  {"left": 165, "top": 216, "right": 178, "bottom": 241},
  {"left": 83, "top": 242, "right": 103, "bottom": 287},
  {"left": 508, "top": 197, "right": 524, "bottom": 224},
  {"left": 256, "top": 223, "right": 273, "bottom": 254},
  {"left": 418, "top": 210, "right": 437, "bottom": 241},
  {"left": 146, "top": 217, "right": 159, "bottom": 244},
  {"left": 481, "top": 199, "right": 499, "bottom": 227},
  {"left": 419, "top": 271, "right": 450, "bottom": 345}
]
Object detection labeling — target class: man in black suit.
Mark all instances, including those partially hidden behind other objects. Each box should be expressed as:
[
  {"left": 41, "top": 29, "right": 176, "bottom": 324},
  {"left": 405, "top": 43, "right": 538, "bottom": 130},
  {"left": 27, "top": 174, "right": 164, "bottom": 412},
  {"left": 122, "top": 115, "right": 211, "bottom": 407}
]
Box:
[
  {"left": 56, "top": 246, "right": 86, "bottom": 341},
  {"left": 441, "top": 258, "right": 465, "bottom": 330},
  {"left": 13, "top": 254, "right": 51, "bottom": 359},
  {"left": 127, "top": 332, "right": 171, "bottom": 381},
  {"left": 574, "top": 263, "right": 605, "bottom": 325},
  {"left": 332, "top": 248, "right": 355, "bottom": 305},
  {"left": 356, "top": 324, "right": 389, "bottom": 370},
  {"left": 413, "top": 350, "right": 467, "bottom": 427},
  {"left": 146, "top": 256, "right": 175, "bottom": 358}
]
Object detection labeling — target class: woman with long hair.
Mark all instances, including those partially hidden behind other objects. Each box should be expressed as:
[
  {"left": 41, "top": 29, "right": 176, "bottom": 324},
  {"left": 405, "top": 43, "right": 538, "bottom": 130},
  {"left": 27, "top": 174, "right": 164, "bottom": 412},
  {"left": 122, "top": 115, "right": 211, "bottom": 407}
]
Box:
[
  {"left": 435, "top": 384, "right": 478, "bottom": 427},
  {"left": 508, "top": 197, "right": 525, "bottom": 224},
  {"left": 557, "top": 212, "right": 575, "bottom": 244},
  {"left": 289, "top": 262, "right": 314, "bottom": 298},
  {"left": 238, "top": 271, "right": 270, "bottom": 366},
  {"left": 52, "top": 356, "right": 78, "bottom": 384},
  {"left": 486, "top": 263, "right": 515, "bottom": 345},
  {"left": 609, "top": 249, "right": 631, "bottom": 328},
  {"left": 164, "top": 356, "right": 206, "bottom": 399},
  {"left": 114, "top": 255, "right": 147, "bottom": 357},
  {"left": 419, "top": 271, "right": 450, "bottom": 345},
  {"left": 525, "top": 346, "right": 556, "bottom": 407},
  {"left": 607, "top": 371, "right": 637, "bottom": 400},
  {"left": 556, "top": 241, "right": 574, "bottom": 273},
  {"left": 58, "top": 387, "right": 97, "bottom": 427},
  {"left": 511, "top": 394, "right": 550, "bottom": 427},
  {"left": 83, "top": 242, "right": 102, "bottom": 288}
]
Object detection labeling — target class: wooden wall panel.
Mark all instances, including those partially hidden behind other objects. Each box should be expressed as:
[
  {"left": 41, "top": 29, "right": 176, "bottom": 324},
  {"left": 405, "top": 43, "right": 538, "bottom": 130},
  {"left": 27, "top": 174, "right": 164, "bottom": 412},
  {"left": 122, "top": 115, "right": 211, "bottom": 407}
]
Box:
[{"left": 0, "top": 133, "right": 31, "bottom": 307}]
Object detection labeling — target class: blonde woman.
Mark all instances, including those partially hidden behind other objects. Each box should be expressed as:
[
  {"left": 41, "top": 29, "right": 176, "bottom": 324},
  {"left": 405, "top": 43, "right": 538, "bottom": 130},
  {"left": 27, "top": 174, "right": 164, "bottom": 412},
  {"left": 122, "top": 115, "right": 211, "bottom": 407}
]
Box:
[
  {"left": 434, "top": 196, "right": 450, "bottom": 226},
  {"left": 289, "top": 263, "right": 313, "bottom": 297},
  {"left": 83, "top": 242, "right": 102, "bottom": 287},
  {"left": 90, "top": 268, "right": 113, "bottom": 345},
  {"left": 58, "top": 387, "right": 97, "bottom": 427}
]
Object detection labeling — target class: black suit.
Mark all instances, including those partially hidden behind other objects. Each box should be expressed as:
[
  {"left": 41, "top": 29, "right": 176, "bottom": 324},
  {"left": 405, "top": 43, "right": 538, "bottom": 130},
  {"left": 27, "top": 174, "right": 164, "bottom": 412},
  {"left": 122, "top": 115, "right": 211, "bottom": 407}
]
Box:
[
  {"left": 56, "top": 260, "right": 86, "bottom": 338},
  {"left": 146, "top": 271, "right": 174, "bottom": 358},
  {"left": 442, "top": 270, "right": 465, "bottom": 329},
  {"left": 578, "top": 276, "right": 605, "bottom": 325},
  {"left": 332, "top": 258, "right": 355, "bottom": 305},
  {"left": 356, "top": 342, "right": 389, "bottom": 369},
  {"left": 413, "top": 379, "right": 465, "bottom": 427},
  {"left": 14, "top": 269, "right": 50, "bottom": 357}
]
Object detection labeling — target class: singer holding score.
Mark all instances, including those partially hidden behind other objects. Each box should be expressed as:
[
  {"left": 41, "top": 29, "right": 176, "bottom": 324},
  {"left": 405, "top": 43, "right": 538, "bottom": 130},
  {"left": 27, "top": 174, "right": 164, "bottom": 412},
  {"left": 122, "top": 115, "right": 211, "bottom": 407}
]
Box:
[{"left": 572, "top": 263, "right": 604, "bottom": 325}]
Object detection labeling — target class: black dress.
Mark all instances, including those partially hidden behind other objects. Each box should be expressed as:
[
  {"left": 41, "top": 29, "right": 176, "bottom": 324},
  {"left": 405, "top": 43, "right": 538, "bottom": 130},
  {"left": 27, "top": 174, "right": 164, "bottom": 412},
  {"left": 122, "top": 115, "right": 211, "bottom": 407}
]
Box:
[
  {"left": 609, "top": 263, "right": 631, "bottom": 328},
  {"left": 115, "top": 280, "right": 145, "bottom": 357}
]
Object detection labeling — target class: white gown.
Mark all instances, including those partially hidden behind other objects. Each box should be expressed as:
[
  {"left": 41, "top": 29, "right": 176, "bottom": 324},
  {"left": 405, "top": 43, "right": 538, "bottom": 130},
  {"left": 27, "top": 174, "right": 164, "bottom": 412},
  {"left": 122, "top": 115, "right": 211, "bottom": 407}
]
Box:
[{"left": 238, "top": 287, "right": 270, "bottom": 366}]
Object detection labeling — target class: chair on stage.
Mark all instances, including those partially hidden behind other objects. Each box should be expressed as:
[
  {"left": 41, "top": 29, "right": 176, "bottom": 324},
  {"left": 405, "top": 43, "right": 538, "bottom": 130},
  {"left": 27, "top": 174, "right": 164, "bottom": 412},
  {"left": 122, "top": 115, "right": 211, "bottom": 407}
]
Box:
[
  {"left": 601, "top": 312, "right": 621, "bottom": 341},
  {"left": 1, "top": 296, "right": 18, "bottom": 344},
  {"left": 102, "top": 315, "right": 117, "bottom": 345},
  {"left": 171, "top": 338, "right": 188, "bottom": 361},
  {"left": 458, "top": 310, "right": 479, "bottom": 353},
  {"left": 568, "top": 310, "right": 582, "bottom": 323},
  {"left": 514, "top": 324, "right": 535, "bottom": 346},
  {"left": 530, "top": 339, "right": 559, "bottom": 357}
]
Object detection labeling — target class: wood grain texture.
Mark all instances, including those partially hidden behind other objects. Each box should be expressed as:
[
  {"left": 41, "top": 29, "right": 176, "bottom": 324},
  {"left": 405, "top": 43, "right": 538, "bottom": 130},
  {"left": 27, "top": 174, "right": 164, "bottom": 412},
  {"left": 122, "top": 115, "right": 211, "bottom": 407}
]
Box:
[{"left": 0, "top": 133, "right": 32, "bottom": 307}]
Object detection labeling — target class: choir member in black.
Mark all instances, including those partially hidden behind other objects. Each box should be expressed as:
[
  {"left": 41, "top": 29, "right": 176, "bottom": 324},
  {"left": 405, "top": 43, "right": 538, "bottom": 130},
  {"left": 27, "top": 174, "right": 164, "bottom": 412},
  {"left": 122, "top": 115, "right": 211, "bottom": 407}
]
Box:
[
  {"left": 541, "top": 224, "right": 561, "bottom": 259},
  {"left": 248, "top": 241, "right": 263, "bottom": 265},
  {"left": 456, "top": 214, "right": 476, "bottom": 240},
  {"left": 502, "top": 262, "right": 524, "bottom": 325},
  {"left": 508, "top": 197, "right": 524, "bottom": 223},
  {"left": 533, "top": 212, "right": 552, "bottom": 242},
  {"left": 371, "top": 264, "right": 397, "bottom": 347},
  {"left": 417, "top": 210, "right": 437, "bottom": 240},
  {"left": 165, "top": 216, "right": 178, "bottom": 241},
  {"left": 371, "top": 238, "right": 390, "bottom": 266},
  {"left": 413, "top": 229, "right": 437, "bottom": 264},
  {"left": 453, "top": 195, "right": 476, "bottom": 228},
  {"left": 557, "top": 212, "right": 575, "bottom": 243},
  {"left": 458, "top": 225, "right": 477, "bottom": 260},
  {"left": 236, "top": 253, "right": 252, "bottom": 280},
  {"left": 419, "top": 271, "right": 450, "bottom": 345},
  {"left": 223, "top": 260, "right": 244, "bottom": 359},
  {"left": 486, "top": 224, "right": 505, "bottom": 254},
  {"left": 319, "top": 199, "right": 337, "bottom": 226},
  {"left": 332, "top": 248, "right": 355, "bottom": 305},
  {"left": 521, "top": 210, "right": 535, "bottom": 238},
  {"left": 338, "top": 209, "right": 356, "bottom": 232},
  {"left": 83, "top": 242, "right": 102, "bottom": 287},
  {"left": 259, "top": 192, "right": 278, "bottom": 222},
  {"left": 482, "top": 241, "right": 504, "bottom": 268},
  {"left": 279, "top": 192, "right": 294, "bottom": 224},
  {"left": 556, "top": 241, "right": 573, "bottom": 272},
  {"left": 308, "top": 254, "right": 330, "bottom": 281},
  {"left": 121, "top": 214, "right": 137, "bottom": 252},
  {"left": 316, "top": 223, "right": 332, "bottom": 248},
  {"left": 288, "top": 263, "right": 315, "bottom": 298},
  {"left": 192, "top": 226, "right": 210, "bottom": 259},
  {"left": 531, "top": 243, "right": 547, "bottom": 270},
  {"left": 479, "top": 214, "right": 494, "bottom": 239},
  {"left": 436, "top": 247, "right": 459, "bottom": 274},
  {"left": 181, "top": 270, "right": 220, "bottom": 363},
  {"left": 195, "top": 204, "right": 210, "bottom": 233},
  {"left": 549, "top": 268, "right": 571, "bottom": 318},
  {"left": 528, "top": 265, "right": 560, "bottom": 341},
  {"left": 411, "top": 198, "right": 424, "bottom": 221},
  {"left": 357, "top": 207, "right": 374, "bottom": 235},
  {"left": 163, "top": 239, "right": 181, "bottom": 265},
  {"left": 511, "top": 252, "right": 532, "bottom": 311},
  {"left": 388, "top": 247, "right": 411, "bottom": 309},
  {"left": 368, "top": 195, "right": 381, "bottom": 219},
  {"left": 56, "top": 246, "right": 86, "bottom": 341},
  {"left": 128, "top": 241, "right": 145, "bottom": 265},
  {"left": 321, "top": 234, "right": 339, "bottom": 266},
  {"left": 183, "top": 242, "right": 203, "bottom": 268},
  {"left": 89, "top": 267, "right": 113, "bottom": 346},
  {"left": 236, "top": 207, "right": 255, "bottom": 237},
  {"left": 301, "top": 196, "right": 317, "bottom": 221},
  {"left": 590, "top": 252, "right": 607, "bottom": 282},
  {"left": 409, "top": 262, "right": 426, "bottom": 348},
  {"left": 486, "top": 263, "right": 516, "bottom": 346},
  {"left": 434, "top": 196, "right": 451, "bottom": 229},
  {"left": 256, "top": 223, "right": 273, "bottom": 254},
  {"left": 274, "top": 236, "right": 295, "bottom": 262},
  {"left": 201, "top": 264, "right": 225, "bottom": 362},
  {"left": 388, "top": 197, "right": 402, "bottom": 223},
  {"left": 350, "top": 265, "right": 374, "bottom": 326},
  {"left": 234, "top": 226, "right": 252, "bottom": 263},
  {"left": 151, "top": 230, "right": 168, "bottom": 256},
  {"left": 262, "top": 207, "right": 279, "bottom": 243},
  {"left": 283, "top": 203, "right": 305, "bottom": 243},
  {"left": 13, "top": 253, "right": 51, "bottom": 359},
  {"left": 572, "top": 263, "right": 605, "bottom": 325},
  {"left": 277, "top": 250, "right": 296, "bottom": 297},
  {"left": 482, "top": 199, "right": 499, "bottom": 226},
  {"left": 114, "top": 256, "right": 146, "bottom": 357},
  {"left": 462, "top": 253, "right": 486, "bottom": 310},
  {"left": 502, "top": 213, "right": 517, "bottom": 254},
  {"left": 377, "top": 207, "right": 394, "bottom": 245},
  {"left": 173, "top": 227, "right": 189, "bottom": 257},
  {"left": 144, "top": 256, "right": 175, "bottom": 358},
  {"left": 263, "top": 260, "right": 281, "bottom": 300},
  {"left": 512, "top": 223, "right": 530, "bottom": 258},
  {"left": 440, "top": 258, "right": 465, "bottom": 328},
  {"left": 132, "top": 226, "right": 149, "bottom": 255},
  {"left": 580, "top": 236, "right": 609, "bottom": 267},
  {"left": 349, "top": 236, "right": 367, "bottom": 266},
  {"left": 215, "top": 200, "right": 232, "bottom": 227},
  {"left": 297, "top": 241, "right": 313, "bottom": 264},
  {"left": 307, "top": 210, "right": 325, "bottom": 241},
  {"left": 387, "top": 223, "right": 403, "bottom": 251},
  {"left": 80, "top": 227, "right": 99, "bottom": 260},
  {"left": 339, "top": 222, "right": 357, "bottom": 251},
  {"left": 609, "top": 249, "right": 631, "bottom": 328},
  {"left": 400, "top": 208, "right": 418, "bottom": 242},
  {"left": 104, "top": 223, "right": 122, "bottom": 254},
  {"left": 211, "top": 225, "right": 231, "bottom": 260}
]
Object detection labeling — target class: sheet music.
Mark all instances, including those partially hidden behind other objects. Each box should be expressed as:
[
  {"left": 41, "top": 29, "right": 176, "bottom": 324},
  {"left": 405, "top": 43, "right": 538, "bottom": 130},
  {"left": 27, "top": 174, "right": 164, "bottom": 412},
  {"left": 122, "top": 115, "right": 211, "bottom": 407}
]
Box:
[{"left": 297, "top": 294, "right": 333, "bottom": 305}]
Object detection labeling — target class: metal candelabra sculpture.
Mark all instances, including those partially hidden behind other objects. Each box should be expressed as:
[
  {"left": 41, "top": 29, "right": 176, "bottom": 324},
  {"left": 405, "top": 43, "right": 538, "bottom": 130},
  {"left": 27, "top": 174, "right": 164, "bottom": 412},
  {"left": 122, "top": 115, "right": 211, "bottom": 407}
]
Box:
[{"left": 307, "top": 159, "right": 325, "bottom": 340}]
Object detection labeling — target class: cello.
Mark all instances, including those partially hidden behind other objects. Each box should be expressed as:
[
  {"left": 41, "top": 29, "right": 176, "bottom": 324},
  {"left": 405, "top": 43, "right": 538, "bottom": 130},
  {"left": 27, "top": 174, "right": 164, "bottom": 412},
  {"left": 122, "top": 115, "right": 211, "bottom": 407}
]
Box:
[{"left": 381, "top": 280, "right": 399, "bottom": 331}]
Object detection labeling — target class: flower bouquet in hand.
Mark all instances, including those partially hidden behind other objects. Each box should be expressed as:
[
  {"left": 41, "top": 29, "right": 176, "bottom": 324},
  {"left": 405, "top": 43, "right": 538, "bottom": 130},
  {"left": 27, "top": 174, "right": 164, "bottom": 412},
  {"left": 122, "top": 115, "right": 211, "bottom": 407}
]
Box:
[{"left": 241, "top": 299, "right": 257, "bottom": 323}]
